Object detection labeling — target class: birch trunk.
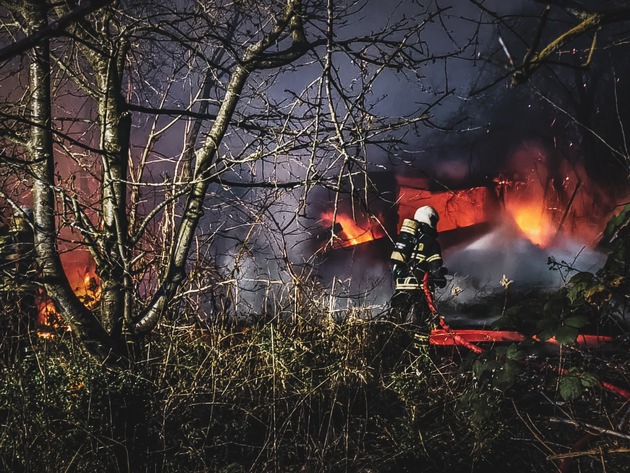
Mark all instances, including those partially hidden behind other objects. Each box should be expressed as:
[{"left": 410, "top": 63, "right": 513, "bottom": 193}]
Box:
[{"left": 25, "top": 0, "right": 120, "bottom": 360}]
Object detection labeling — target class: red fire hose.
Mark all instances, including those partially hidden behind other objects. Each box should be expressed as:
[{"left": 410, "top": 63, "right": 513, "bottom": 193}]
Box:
[{"left": 422, "top": 272, "right": 483, "bottom": 354}]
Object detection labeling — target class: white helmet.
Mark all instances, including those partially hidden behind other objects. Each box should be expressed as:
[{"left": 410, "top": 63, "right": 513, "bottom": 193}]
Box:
[{"left": 414, "top": 205, "right": 439, "bottom": 228}]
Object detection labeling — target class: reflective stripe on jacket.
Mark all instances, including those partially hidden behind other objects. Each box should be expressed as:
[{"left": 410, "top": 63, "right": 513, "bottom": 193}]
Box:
[{"left": 394, "top": 229, "right": 443, "bottom": 291}]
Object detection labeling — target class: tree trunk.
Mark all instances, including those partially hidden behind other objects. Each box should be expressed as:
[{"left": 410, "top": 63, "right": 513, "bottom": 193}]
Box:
[
  {"left": 47, "top": 2, "right": 132, "bottom": 344},
  {"left": 25, "top": 0, "right": 121, "bottom": 361},
  {"left": 134, "top": 64, "right": 251, "bottom": 333},
  {"left": 98, "top": 54, "right": 131, "bottom": 340},
  {"left": 134, "top": 0, "right": 307, "bottom": 333}
]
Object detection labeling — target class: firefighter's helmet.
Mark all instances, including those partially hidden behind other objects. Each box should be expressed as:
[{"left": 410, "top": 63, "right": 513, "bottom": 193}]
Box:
[{"left": 414, "top": 205, "right": 439, "bottom": 228}]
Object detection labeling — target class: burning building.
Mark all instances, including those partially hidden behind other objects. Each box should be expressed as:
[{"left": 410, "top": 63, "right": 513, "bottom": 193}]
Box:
[{"left": 310, "top": 140, "right": 624, "bottom": 294}]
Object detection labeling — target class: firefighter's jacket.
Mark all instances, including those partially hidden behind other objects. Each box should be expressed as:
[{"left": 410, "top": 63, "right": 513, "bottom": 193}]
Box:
[{"left": 394, "top": 223, "right": 444, "bottom": 291}]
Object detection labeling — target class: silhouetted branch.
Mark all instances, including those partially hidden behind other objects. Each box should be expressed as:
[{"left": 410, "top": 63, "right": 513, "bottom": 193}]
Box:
[{"left": 0, "top": 0, "right": 114, "bottom": 62}]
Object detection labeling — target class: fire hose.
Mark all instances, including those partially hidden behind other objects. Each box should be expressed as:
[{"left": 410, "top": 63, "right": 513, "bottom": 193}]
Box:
[
  {"left": 421, "top": 272, "right": 630, "bottom": 472},
  {"left": 422, "top": 272, "right": 483, "bottom": 354}
]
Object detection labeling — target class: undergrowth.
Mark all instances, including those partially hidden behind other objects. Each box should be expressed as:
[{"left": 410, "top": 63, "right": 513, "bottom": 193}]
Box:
[{"left": 0, "top": 310, "right": 629, "bottom": 472}]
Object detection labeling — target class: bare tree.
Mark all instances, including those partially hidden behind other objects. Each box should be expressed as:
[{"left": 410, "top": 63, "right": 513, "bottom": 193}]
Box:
[
  {"left": 469, "top": 0, "right": 630, "bottom": 184},
  {"left": 0, "top": 0, "right": 468, "bottom": 361}
]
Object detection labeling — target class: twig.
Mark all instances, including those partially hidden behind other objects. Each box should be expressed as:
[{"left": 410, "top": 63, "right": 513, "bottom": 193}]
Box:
[
  {"left": 555, "top": 179, "right": 581, "bottom": 238},
  {"left": 0, "top": 0, "right": 114, "bottom": 62},
  {"left": 548, "top": 446, "right": 630, "bottom": 461},
  {"left": 512, "top": 400, "right": 558, "bottom": 456},
  {"left": 550, "top": 417, "right": 630, "bottom": 441}
]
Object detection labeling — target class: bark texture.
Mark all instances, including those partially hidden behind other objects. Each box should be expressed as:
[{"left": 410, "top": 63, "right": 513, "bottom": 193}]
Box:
[{"left": 25, "top": 0, "right": 121, "bottom": 360}]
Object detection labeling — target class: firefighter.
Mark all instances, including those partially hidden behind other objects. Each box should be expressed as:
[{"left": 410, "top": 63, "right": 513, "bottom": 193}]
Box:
[{"left": 390, "top": 205, "right": 447, "bottom": 327}]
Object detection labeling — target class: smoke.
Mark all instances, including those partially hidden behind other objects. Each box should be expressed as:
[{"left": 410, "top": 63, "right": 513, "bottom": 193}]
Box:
[{"left": 445, "top": 221, "right": 606, "bottom": 298}]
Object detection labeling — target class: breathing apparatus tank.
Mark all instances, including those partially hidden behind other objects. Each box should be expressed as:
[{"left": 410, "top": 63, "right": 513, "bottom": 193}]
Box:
[{"left": 390, "top": 218, "right": 418, "bottom": 265}]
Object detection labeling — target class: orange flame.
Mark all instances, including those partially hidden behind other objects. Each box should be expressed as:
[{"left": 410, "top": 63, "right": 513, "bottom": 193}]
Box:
[
  {"left": 36, "top": 296, "right": 61, "bottom": 328},
  {"left": 320, "top": 211, "right": 385, "bottom": 248},
  {"left": 76, "top": 272, "right": 101, "bottom": 308},
  {"left": 506, "top": 201, "right": 555, "bottom": 247},
  {"left": 36, "top": 267, "right": 101, "bottom": 334},
  {"left": 495, "top": 141, "right": 613, "bottom": 248}
]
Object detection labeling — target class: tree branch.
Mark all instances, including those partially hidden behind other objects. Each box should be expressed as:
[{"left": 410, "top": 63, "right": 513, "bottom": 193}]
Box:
[{"left": 0, "top": 0, "right": 114, "bottom": 63}]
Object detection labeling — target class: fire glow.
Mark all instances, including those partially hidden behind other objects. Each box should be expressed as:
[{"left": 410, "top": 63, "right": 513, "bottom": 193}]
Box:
[
  {"left": 392, "top": 142, "right": 616, "bottom": 251},
  {"left": 320, "top": 211, "right": 385, "bottom": 248},
  {"left": 396, "top": 185, "right": 498, "bottom": 234},
  {"left": 506, "top": 201, "right": 555, "bottom": 247},
  {"left": 37, "top": 260, "right": 101, "bottom": 333}
]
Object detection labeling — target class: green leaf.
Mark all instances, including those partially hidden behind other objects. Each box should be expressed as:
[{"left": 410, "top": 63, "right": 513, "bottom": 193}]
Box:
[
  {"left": 555, "top": 325, "right": 579, "bottom": 345},
  {"left": 563, "top": 315, "right": 589, "bottom": 329},
  {"left": 567, "top": 286, "right": 584, "bottom": 306},
  {"left": 494, "top": 361, "right": 520, "bottom": 390},
  {"left": 537, "top": 327, "right": 556, "bottom": 342},
  {"left": 580, "top": 372, "right": 599, "bottom": 388},
  {"left": 559, "top": 375, "right": 583, "bottom": 400},
  {"left": 504, "top": 305, "right": 526, "bottom": 318},
  {"left": 506, "top": 343, "right": 524, "bottom": 361},
  {"left": 472, "top": 360, "right": 486, "bottom": 378},
  {"left": 495, "top": 346, "right": 508, "bottom": 357},
  {"left": 568, "top": 272, "right": 595, "bottom": 286},
  {"left": 536, "top": 312, "right": 559, "bottom": 331},
  {"left": 543, "top": 295, "right": 566, "bottom": 316},
  {"left": 567, "top": 272, "right": 598, "bottom": 305},
  {"left": 472, "top": 359, "right": 493, "bottom": 378},
  {"left": 602, "top": 203, "right": 630, "bottom": 244}
]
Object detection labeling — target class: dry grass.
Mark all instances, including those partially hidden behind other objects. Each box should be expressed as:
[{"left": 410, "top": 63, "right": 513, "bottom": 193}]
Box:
[{"left": 0, "top": 300, "right": 628, "bottom": 472}]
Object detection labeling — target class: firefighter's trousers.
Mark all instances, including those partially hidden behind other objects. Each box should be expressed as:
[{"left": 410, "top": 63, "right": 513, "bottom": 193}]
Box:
[{"left": 390, "top": 290, "right": 434, "bottom": 328}]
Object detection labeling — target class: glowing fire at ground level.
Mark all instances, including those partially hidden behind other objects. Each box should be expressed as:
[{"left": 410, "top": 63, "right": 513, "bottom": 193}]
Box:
[
  {"left": 36, "top": 252, "right": 101, "bottom": 334},
  {"left": 319, "top": 211, "right": 386, "bottom": 249},
  {"left": 398, "top": 182, "right": 572, "bottom": 249},
  {"left": 319, "top": 180, "right": 584, "bottom": 254},
  {"left": 29, "top": 143, "right": 630, "bottom": 331}
]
